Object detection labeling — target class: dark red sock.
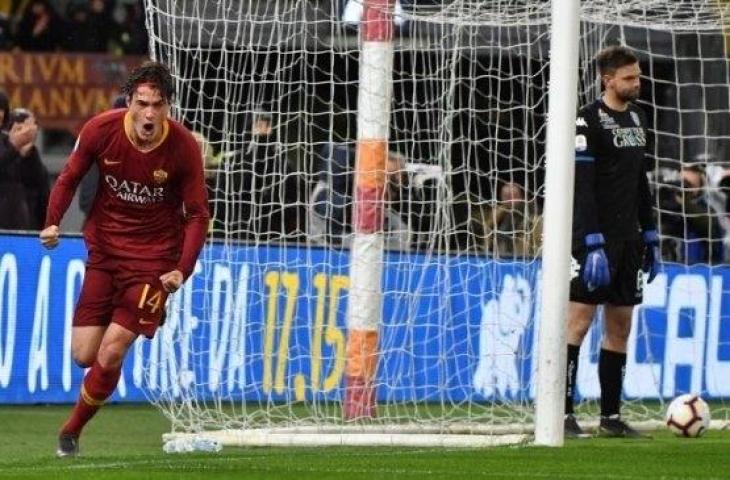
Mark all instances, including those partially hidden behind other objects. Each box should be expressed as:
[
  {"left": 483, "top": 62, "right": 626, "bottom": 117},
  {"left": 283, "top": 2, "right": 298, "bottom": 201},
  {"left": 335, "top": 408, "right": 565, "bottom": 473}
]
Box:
[{"left": 60, "top": 361, "right": 121, "bottom": 436}]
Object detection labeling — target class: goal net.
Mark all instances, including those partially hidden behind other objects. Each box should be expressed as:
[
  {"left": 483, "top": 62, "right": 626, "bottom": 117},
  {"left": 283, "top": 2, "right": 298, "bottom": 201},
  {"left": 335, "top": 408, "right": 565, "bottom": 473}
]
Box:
[{"left": 142, "top": 0, "right": 730, "bottom": 446}]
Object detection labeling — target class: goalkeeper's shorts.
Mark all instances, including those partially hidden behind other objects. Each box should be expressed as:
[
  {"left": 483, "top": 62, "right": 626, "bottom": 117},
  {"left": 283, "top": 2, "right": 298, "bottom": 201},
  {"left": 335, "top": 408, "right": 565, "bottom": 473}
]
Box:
[{"left": 569, "top": 236, "right": 644, "bottom": 306}]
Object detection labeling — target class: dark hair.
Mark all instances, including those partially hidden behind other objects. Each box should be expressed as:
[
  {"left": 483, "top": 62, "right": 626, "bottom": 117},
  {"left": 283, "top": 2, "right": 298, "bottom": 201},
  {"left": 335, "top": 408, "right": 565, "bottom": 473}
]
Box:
[
  {"left": 597, "top": 46, "right": 638, "bottom": 76},
  {"left": 682, "top": 162, "right": 705, "bottom": 176},
  {"left": 122, "top": 61, "right": 175, "bottom": 103},
  {"left": 253, "top": 112, "right": 273, "bottom": 124},
  {"left": 0, "top": 90, "right": 9, "bottom": 130},
  {"left": 8, "top": 108, "right": 32, "bottom": 126},
  {"left": 111, "top": 94, "right": 127, "bottom": 109}
]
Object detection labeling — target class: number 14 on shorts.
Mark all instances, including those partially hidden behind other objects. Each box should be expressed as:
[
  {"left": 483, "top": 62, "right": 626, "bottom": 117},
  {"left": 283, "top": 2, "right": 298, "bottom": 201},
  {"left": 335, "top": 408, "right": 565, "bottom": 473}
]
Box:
[{"left": 138, "top": 283, "right": 164, "bottom": 321}]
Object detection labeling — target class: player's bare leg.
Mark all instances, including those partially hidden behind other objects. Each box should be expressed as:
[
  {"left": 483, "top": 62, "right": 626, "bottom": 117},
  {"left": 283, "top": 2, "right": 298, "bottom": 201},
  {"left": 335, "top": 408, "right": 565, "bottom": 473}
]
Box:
[
  {"left": 566, "top": 302, "right": 596, "bottom": 346},
  {"left": 57, "top": 323, "right": 138, "bottom": 457},
  {"left": 602, "top": 304, "right": 632, "bottom": 353},
  {"left": 71, "top": 326, "right": 106, "bottom": 367},
  {"left": 598, "top": 304, "right": 644, "bottom": 438},
  {"left": 564, "top": 302, "right": 597, "bottom": 437}
]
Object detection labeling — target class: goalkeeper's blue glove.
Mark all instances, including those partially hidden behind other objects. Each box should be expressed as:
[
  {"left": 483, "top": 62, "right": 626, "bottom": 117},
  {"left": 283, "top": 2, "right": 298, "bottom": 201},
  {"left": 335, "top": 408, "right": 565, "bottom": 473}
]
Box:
[
  {"left": 642, "top": 229, "right": 660, "bottom": 283},
  {"left": 582, "top": 233, "right": 610, "bottom": 292}
]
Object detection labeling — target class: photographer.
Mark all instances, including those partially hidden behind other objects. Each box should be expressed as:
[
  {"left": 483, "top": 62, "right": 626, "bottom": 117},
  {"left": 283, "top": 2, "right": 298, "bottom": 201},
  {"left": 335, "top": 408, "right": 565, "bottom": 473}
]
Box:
[
  {"left": 476, "top": 181, "right": 542, "bottom": 259},
  {"left": 308, "top": 143, "right": 411, "bottom": 250},
  {"left": 0, "top": 108, "right": 50, "bottom": 230},
  {"left": 657, "top": 164, "right": 723, "bottom": 264}
]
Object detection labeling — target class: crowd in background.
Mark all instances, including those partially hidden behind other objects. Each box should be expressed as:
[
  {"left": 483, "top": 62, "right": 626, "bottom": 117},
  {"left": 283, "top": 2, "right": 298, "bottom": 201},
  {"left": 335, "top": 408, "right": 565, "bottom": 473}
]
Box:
[
  {"left": 205, "top": 112, "right": 730, "bottom": 265},
  {"left": 0, "top": 0, "right": 147, "bottom": 54},
  {"left": 0, "top": 90, "right": 48, "bottom": 231},
  {"left": 1, "top": 2, "right": 730, "bottom": 265},
  {"left": 0, "top": 1, "right": 147, "bottom": 231},
  {"left": 655, "top": 161, "right": 730, "bottom": 265},
  {"left": 4, "top": 69, "right": 730, "bottom": 265}
]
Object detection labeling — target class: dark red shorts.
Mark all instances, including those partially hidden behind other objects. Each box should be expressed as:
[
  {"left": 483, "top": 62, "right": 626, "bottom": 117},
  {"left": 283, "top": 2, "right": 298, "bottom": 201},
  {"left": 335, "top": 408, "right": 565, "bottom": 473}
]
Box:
[{"left": 74, "top": 253, "right": 175, "bottom": 339}]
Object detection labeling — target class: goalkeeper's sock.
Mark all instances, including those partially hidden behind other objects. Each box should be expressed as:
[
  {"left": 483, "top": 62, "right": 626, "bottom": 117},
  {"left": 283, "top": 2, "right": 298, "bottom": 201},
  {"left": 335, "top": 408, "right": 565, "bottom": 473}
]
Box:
[
  {"left": 565, "top": 344, "right": 581, "bottom": 415},
  {"left": 60, "top": 361, "right": 121, "bottom": 436},
  {"left": 599, "top": 348, "right": 627, "bottom": 417}
]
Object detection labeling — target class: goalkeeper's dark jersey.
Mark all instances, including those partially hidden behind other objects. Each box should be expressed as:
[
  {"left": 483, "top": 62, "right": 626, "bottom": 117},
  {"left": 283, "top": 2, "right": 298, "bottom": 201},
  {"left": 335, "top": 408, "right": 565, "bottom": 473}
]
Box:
[{"left": 572, "top": 98, "right": 654, "bottom": 243}]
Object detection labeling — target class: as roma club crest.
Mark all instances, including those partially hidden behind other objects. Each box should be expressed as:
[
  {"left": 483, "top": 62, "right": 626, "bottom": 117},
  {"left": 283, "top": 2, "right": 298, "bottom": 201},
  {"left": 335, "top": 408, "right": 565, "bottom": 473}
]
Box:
[{"left": 153, "top": 169, "right": 168, "bottom": 184}]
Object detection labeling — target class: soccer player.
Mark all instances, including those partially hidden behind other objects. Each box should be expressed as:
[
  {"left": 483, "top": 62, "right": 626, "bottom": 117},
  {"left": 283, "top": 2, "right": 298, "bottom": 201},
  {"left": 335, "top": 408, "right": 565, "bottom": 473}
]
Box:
[
  {"left": 39, "top": 61, "right": 210, "bottom": 457},
  {"left": 563, "top": 46, "right": 660, "bottom": 438}
]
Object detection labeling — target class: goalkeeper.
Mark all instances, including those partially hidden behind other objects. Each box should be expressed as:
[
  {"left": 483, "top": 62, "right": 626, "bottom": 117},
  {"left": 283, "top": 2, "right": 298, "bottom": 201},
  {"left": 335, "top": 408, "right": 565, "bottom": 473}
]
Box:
[{"left": 564, "top": 45, "right": 658, "bottom": 438}]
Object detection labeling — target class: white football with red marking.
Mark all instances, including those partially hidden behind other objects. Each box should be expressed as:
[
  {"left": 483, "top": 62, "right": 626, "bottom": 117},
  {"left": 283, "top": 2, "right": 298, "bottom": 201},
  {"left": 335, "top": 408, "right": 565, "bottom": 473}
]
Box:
[{"left": 665, "top": 394, "right": 711, "bottom": 438}]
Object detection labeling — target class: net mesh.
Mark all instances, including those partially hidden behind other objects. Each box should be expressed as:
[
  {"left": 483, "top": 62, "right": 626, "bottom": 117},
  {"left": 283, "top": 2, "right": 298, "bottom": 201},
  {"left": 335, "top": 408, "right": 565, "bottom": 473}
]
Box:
[{"left": 141, "top": 0, "right": 730, "bottom": 440}]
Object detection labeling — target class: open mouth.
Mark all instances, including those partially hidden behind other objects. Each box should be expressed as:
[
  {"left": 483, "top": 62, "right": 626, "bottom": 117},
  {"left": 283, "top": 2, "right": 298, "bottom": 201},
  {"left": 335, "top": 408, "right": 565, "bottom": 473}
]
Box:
[{"left": 142, "top": 123, "right": 154, "bottom": 134}]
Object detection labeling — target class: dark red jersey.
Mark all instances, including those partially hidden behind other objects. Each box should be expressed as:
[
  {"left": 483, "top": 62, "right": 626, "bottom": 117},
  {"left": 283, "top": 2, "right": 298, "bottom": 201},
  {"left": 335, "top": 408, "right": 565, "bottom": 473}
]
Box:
[{"left": 46, "top": 109, "right": 209, "bottom": 278}]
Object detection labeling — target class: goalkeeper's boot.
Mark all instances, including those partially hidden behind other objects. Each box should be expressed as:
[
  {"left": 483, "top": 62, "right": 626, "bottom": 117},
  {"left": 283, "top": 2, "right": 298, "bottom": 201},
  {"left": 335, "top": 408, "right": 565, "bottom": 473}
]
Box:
[
  {"left": 598, "top": 415, "right": 649, "bottom": 439},
  {"left": 56, "top": 432, "right": 80, "bottom": 458},
  {"left": 564, "top": 414, "right": 587, "bottom": 438}
]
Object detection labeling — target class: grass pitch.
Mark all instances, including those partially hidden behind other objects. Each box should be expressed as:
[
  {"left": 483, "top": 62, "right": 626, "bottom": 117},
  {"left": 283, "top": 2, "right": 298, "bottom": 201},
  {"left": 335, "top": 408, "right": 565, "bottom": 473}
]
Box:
[{"left": 0, "top": 404, "right": 728, "bottom": 480}]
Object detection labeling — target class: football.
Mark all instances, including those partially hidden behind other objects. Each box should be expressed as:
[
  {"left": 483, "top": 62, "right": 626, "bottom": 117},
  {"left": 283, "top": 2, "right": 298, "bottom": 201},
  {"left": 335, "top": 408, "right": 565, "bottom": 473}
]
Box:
[{"left": 665, "top": 394, "right": 711, "bottom": 437}]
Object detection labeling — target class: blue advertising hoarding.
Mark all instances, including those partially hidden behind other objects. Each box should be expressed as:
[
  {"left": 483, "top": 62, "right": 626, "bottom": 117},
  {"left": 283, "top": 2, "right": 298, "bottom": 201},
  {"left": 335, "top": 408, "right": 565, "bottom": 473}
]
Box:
[{"left": 0, "top": 234, "right": 728, "bottom": 404}]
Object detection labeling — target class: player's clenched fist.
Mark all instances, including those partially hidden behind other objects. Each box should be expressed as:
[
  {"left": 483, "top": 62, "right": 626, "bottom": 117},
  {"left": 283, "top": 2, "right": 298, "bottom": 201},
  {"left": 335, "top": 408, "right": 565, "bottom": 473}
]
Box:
[
  {"left": 159, "top": 269, "right": 184, "bottom": 293},
  {"left": 39, "top": 225, "right": 60, "bottom": 249}
]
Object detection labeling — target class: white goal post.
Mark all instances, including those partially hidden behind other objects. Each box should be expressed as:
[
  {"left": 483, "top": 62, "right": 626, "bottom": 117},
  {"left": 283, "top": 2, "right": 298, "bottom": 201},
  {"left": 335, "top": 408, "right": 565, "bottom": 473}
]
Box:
[
  {"left": 142, "top": 0, "right": 730, "bottom": 448},
  {"left": 533, "top": 0, "right": 580, "bottom": 447}
]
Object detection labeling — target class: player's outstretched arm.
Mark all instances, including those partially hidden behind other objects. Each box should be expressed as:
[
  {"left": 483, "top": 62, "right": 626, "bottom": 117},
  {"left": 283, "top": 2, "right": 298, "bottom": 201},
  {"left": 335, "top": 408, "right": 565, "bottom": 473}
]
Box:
[{"left": 39, "top": 225, "right": 60, "bottom": 249}]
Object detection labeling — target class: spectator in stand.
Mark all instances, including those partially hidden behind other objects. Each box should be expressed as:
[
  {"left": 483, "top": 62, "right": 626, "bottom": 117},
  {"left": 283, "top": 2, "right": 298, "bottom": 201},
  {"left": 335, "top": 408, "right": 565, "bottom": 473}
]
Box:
[
  {"left": 112, "top": 0, "right": 148, "bottom": 55},
  {"left": 307, "top": 143, "right": 411, "bottom": 250},
  {"left": 85, "top": 0, "right": 114, "bottom": 51},
  {"left": 210, "top": 111, "right": 305, "bottom": 242},
  {"left": 657, "top": 163, "right": 724, "bottom": 264},
  {"left": 15, "top": 0, "right": 66, "bottom": 52},
  {"left": 0, "top": 107, "right": 50, "bottom": 230},
  {"left": 0, "top": 90, "right": 9, "bottom": 131},
  {"left": 713, "top": 165, "right": 730, "bottom": 258},
  {"left": 64, "top": 3, "right": 108, "bottom": 52},
  {"left": 246, "top": 112, "right": 304, "bottom": 241},
  {"left": 191, "top": 129, "right": 222, "bottom": 233},
  {"left": 0, "top": 11, "right": 13, "bottom": 49},
  {"left": 192, "top": 130, "right": 223, "bottom": 180},
  {"left": 476, "top": 181, "right": 542, "bottom": 258}
]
